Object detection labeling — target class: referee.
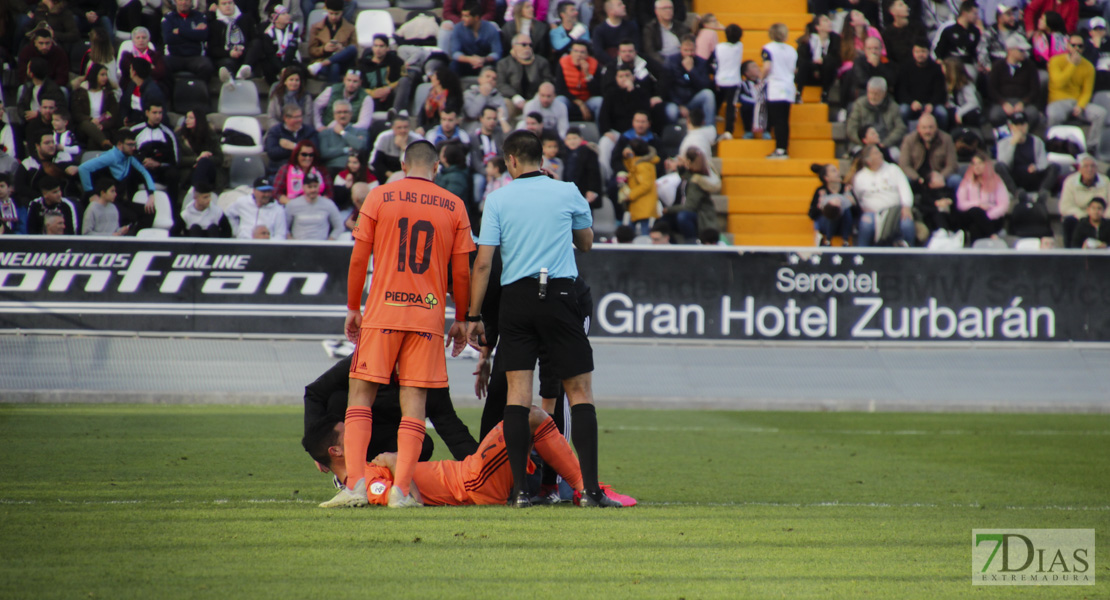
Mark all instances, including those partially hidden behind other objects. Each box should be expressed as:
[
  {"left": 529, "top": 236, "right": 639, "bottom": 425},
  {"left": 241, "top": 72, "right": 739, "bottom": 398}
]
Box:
[{"left": 466, "top": 130, "right": 621, "bottom": 508}]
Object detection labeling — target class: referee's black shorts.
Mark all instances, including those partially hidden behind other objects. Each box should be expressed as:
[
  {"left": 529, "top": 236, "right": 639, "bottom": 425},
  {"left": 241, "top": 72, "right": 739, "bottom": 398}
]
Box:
[{"left": 498, "top": 277, "right": 593, "bottom": 379}]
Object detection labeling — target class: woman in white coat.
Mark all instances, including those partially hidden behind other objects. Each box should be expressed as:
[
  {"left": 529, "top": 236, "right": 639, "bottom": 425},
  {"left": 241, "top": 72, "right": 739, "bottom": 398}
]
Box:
[{"left": 762, "top": 23, "right": 798, "bottom": 159}]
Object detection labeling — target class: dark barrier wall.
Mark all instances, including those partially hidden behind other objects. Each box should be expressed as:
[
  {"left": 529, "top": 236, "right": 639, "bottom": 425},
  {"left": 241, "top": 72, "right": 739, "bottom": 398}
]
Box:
[
  {"left": 0, "top": 237, "right": 351, "bottom": 334},
  {"left": 3, "top": 238, "right": 1110, "bottom": 341},
  {"left": 579, "top": 247, "right": 1110, "bottom": 342}
]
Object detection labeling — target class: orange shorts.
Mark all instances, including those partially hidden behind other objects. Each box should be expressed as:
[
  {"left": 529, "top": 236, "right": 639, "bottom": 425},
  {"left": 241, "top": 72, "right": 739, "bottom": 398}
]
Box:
[{"left": 349, "top": 328, "right": 447, "bottom": 388}]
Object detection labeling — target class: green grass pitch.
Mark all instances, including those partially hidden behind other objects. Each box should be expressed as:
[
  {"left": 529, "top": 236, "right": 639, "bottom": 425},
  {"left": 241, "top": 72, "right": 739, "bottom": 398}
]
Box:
[{"left": 0, "top": 404, "right": 1106, "bottom": 599}]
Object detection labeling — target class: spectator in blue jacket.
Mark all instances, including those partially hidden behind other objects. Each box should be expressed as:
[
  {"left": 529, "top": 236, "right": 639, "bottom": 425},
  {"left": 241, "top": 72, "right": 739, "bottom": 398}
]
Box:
[
  {"left": 663, "top": 35, "right": 714, "bottom": 123},
  {"left": 162, "top": 0, "right": 215, "bottom": 80},
  {"left": 78, "top": 130, "right": 157, "bottom": 217},
  {"left": 450, "top": 1, "right": 503, "bottom": 76},
  {"left": 264, "top": 104, "right": 319, "bottom": 174},
  {"left": 550, "top": 1, "right": 590, "bottom": 59}
]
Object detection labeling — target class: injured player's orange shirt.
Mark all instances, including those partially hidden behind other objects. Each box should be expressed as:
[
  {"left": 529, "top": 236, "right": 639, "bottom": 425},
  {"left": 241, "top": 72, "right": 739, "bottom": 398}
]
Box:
[
  {"left": 359, "top": 424, "right": 532, "bottom": 506},
  {"left": 359, "top": 461, "right": 474, "bottom": 506}
]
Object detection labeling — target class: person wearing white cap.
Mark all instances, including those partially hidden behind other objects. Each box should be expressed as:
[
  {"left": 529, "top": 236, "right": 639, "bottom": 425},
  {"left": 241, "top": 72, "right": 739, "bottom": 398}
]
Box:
[
  {"left": 987, "top": 35, "right": 1044, "bottom": 127},
  {"left": 1081, "top": 17, "right": 1110, "bottom": 90},
  {"left": 226, "top": 176, "right": 288, "bottom": 240},
  {"left": 980, "top": 4, "right": 1028, "bottom": 66},
  {"left": 979, "top": 0, "right": 1024, "bottom": 27},
  {"left": 1046, "top": 32, "right": 1107, "bottom": 151}
]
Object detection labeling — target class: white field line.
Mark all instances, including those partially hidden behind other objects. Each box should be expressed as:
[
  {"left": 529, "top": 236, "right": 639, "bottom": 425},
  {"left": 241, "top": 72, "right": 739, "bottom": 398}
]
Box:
[
  {"left": 606, "top": 425, "right": 1110, "bottom": 436},
  {"left": 1, "top": 498, "right": 1107, "bottom": 511},
  {"left": 642, "top": 501, "right": 1110, "bottom": 511}
]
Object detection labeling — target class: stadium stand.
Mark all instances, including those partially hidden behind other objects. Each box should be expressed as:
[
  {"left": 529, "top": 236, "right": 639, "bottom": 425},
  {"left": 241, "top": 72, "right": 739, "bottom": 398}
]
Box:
[{"left": 0, "top": 0, "right": 1095, "bottom": 247}]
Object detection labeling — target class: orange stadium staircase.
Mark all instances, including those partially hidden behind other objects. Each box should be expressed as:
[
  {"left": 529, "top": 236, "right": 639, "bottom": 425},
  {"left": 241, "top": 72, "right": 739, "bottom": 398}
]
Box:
[{"left": 697, "top": 0, "right": 834, "bottom": 246}]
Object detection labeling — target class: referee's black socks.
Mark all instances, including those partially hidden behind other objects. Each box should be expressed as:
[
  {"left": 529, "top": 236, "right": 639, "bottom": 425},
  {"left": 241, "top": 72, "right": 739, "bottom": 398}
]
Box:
[
  {"left": 503, "top": 404, "right": 532, "bottom": 500},
  {"left": 570, "top": 403, "right": 599, "bottom": 493}
]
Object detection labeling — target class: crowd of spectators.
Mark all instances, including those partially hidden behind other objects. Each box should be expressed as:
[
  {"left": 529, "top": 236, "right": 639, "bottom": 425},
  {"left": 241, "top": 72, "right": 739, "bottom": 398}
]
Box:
[
  {"left": 808, "top": 0, "right": 1110, "bottom": 249},
  {"left": 0, "top": 0, "right": 1105, "bottom": 249},
  {"left": 0, "top": 0, "right": 749, "bottom": 244}
]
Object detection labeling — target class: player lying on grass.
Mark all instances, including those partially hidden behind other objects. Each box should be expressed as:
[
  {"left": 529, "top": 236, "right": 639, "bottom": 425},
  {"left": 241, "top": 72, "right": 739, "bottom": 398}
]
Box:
[
  {"left": 303, "top": 355, "right": 480, "bottom": 479},
  {"left": 303, "top": 405, "right": 632, "bottom": 507}
]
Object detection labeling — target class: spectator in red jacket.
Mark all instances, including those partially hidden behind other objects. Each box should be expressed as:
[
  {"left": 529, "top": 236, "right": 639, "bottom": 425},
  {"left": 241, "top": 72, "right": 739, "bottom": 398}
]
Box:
[
  {"left": 1025, "top": 0, "right": 1079, "bottom": 35},
  {"left": 556, "top": 40, "right": 602, "bottom": 121}
]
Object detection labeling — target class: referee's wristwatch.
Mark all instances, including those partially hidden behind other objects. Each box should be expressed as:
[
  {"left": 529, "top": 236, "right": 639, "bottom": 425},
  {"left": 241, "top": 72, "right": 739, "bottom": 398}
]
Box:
[{"left": 464, "top": 314, "right": 482, "bottom": 322}]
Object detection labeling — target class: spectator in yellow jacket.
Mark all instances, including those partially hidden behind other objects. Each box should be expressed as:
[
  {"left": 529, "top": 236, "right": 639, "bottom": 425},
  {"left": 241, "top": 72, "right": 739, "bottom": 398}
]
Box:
[
  {"left": 1046, "top": 33, "right": 1106, "bottom": 151},
  {"left": 620, "top": 139, "right": 659, "bottom": 235}
]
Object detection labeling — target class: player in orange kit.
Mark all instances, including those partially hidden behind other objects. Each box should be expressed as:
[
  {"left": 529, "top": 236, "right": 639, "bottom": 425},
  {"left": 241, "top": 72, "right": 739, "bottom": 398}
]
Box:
[
  {"left": 321, "top": 140, "right": 476, "bottom": 509},
  {"left": 304, "top": 407, "right": 596, "bottom": 507}
]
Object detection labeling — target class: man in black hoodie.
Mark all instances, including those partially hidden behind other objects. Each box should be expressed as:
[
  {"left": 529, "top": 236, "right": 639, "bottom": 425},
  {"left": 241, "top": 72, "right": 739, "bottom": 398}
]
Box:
[
  {"left": 882, "top": 0, "right": 927, "bottom": 65},
  {"left": 598, "top": 65, "right": 651, "bottom": 135},
  {"left": 302, "top": 354, "right": 479, "bottom": 480},
  {"left": 896, "top": 39, "right": 949, "bottom": 130}
]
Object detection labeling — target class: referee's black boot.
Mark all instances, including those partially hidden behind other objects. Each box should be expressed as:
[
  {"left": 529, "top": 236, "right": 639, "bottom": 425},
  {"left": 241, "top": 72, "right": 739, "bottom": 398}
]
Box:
[
  {"left": 579, "top": 489, "right": 623, "bottom": 508},
  {"left": 507, "top": 489, "right": 533, "bottom": 508}
]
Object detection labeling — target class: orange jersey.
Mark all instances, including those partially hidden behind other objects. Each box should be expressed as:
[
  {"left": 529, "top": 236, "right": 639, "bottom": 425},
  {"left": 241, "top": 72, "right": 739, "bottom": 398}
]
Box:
[
  {"left": 352, "top": 177, "right": 475, "bottom": 336},
  {"left": 359, "top": 424, "right": 531, "bottom": 506},
  {"left": 414, "top": 424, "right": 515, "bottom": 506}
]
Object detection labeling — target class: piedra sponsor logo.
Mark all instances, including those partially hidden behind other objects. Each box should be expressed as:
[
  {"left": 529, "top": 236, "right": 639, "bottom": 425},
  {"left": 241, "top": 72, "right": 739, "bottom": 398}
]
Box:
[{"left": 384, "top": 290, "right": 438, "bottom": 310}]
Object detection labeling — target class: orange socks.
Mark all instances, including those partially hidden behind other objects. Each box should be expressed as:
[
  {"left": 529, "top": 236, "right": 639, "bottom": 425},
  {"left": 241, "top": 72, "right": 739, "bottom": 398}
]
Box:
[
  {"left": 393, "top": 417, "right": 425, "bottom": 495},
  {"left": 532, "top": 417, "right": 583, "bottom": 492},
  {"left": 343, "top": 406, "right": 373, "bottom": 490}
]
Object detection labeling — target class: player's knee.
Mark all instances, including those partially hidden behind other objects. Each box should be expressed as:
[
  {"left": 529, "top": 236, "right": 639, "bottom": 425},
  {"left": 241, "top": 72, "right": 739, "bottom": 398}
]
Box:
[
  {"left": 562, "top": 374, "right": 593, "bottom": 404},
  {"left": 348, "top": 379, "right": 377, "bottom": 407}
]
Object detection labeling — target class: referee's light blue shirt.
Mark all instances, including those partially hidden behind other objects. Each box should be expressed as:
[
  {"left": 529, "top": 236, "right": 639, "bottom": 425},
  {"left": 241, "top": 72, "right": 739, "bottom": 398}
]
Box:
[{"left": 477, "top": 172, "right": 593, "bottom": 286}]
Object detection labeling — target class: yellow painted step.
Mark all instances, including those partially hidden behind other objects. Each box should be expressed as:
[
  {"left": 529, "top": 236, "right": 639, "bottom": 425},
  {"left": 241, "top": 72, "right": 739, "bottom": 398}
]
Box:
[
  {"left": 718, "top": 139, "right": 835, "bottom": 159},
  {"left": 720, "top": 116, "right": 833, "bottom": 144},
  {"left": 711, "top": 13, "right": 811, "bottom": 30},
  {"left": 728, "top": 214, "right": 813, "bottom": 235},
  {"left": 790, "top": 122, "right": 833, "bottom": 138},
  {"left": 696, "top": 0, "right": 807, "bottom": 15},
  {"left": 720, "top": 158, "right": 826, "bottom": 176},
  {"left": 721, "top": 103, "right": 830, "bottom": 132},
  {"left": 721, "top": 121, "right": 834, "bottom": 139},
  {"left": 801, "top": 86, "right": 823, "bottom": 103},
  {"left": 730, "top": 232, "right": 818, "bottom": 247},
  {"left": 789, "top": 103, "right": 830, "bottom": 122},
  {"left": 728, "top": 196, "right": 813, "bottom": 214},
  {"left": 723, "top": 176, "right": 816, "bottom": 197}
]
